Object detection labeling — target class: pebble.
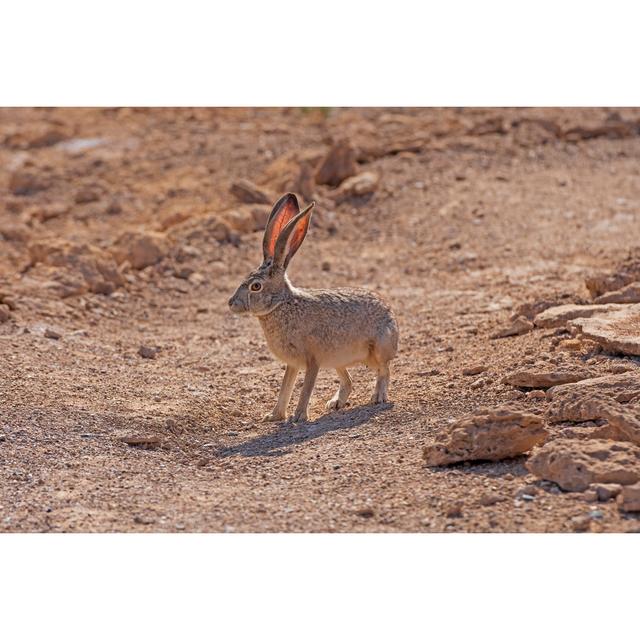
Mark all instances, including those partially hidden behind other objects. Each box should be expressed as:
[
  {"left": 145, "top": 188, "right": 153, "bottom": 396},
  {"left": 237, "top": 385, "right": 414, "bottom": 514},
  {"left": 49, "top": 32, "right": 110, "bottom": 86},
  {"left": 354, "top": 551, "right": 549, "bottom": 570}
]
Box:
[
  {"left": 463, "top": 365, "right": 488, "bottom": 376},
  {"left": 570, "top": 515, "right": 591, "bottom": 532},
  {"left": 138, "top": 345, "right": 157, "bottom": 359},
  {"left": 44, "top": 328, "right": 61, "bottom": 340}
]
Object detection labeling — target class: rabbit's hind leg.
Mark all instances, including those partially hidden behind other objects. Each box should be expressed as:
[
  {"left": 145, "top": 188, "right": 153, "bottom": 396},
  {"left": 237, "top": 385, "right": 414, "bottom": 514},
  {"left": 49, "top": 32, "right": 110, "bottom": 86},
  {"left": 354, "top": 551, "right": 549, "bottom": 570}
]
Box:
[
  {"left": 326, "top": 367, "right": 352, "bottom": 411},
  {"left": 368, "top": 338, "right": 393, "bottom": 404}
]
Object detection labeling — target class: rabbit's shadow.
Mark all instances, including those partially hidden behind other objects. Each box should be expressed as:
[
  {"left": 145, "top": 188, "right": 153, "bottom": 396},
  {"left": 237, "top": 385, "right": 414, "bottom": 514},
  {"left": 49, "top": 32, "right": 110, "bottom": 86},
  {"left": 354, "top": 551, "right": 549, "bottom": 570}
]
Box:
[{"left": 217, "top": 403, "right": 393, "bottom": 458}]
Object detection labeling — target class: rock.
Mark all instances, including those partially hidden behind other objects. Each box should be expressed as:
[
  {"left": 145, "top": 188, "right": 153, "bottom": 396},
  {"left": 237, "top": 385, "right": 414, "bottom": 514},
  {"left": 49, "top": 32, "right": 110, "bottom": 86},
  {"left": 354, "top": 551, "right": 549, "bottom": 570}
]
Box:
[
  {"left": 111, "top": 231, "right": 167, "bottom": 270},
  {"left": 224, "top": 206, "right": 266, "bottom": 234},
  {"left": 315, "top": 140, "right": 358, "bottom": 187},
  {"left": 477, "top": 492, "right": 505, "bottom": 506},
  {"left": 557, "top": 339, "right": 583, "bottom": 351},
  {"left": 585, "top": 249, "right": 640, "bottom": 297},
  {"left": 290, "top": 161, "right": 315, "bottom": 201},
  {"left": 468, "top": 117, "right": 507, "bottom": 136},
  {"left": 591, "top": 483, "right": 622, "bottom": 502},
  {"left": 570, "top": 514, "right": 592, "bottom": 532},
  {"left": 594, "top": 281, "right": 640, "bottom": 304},
  {"left": 9, "top": 170, "right": 50, "bottom": 196},
  {"left": 526, "top": 439, "right": 640, "bottom": 491},
  {"left": 74, "top": 186, "right": 102, "bottom": 204},
  {"left": 533, "top": 303, "right": 623, "bottom": 328},
  {"left": 502, "top": 367, "right": 594, "bottom": 389},
  {"left": 44, "top": 328, "right": 61, "bottom": 340},
  {"left": 546, "top": 372, "right": 640, "bottom": 445},
  {"left": 355, "top": 507, "right": 375, "bottom": 519},
  {"left": 527, "top": 390, "right": 547, "bottom": 400},
  {"left": 28, "top": 240, "right": 124, "bottom": 296},
  {"left": 570, "top": 304, "right": 640, "bottom": 356},
  {"left": 423, "top": 407, "right": 548, "bottom": 465},
  {"left": 120, "top": 435, "right": 162, "bottom": 448},
  {"left": 138, "top": 345, "right": 157, "bottom": 359},
  {"left": 0, "top": 305, "right": 10, "bottom": 323},
  {"left": 3, "top": 122, "right": 69, "bottom": 149},
  {"left": 463, "top": 365, "right": 488, "bottom": 376},
  {"left": 334, "top": 171, "right": 380, "bottom": 202},
  {"left": 445, "top": 502, "right": 463, "bottom": 518},
  {"left": 617, "top": 483, "right": 640, "bottom": 512},
  {"left": 229, "top": 179, "right": 271, "bottom": 205},
  {"left": 490, "top": 315, "right": 533, "bottom": 339},
  {"left": 510, "top": 298, "right": 566, "bottom": 321}
]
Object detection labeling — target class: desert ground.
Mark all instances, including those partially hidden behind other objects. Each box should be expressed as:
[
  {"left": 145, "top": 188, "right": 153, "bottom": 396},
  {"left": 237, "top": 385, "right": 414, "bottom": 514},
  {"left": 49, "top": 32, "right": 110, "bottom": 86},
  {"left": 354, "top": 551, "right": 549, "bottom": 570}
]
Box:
[{"left": 1, "top": 107, "right": 640, "bottom": 532}]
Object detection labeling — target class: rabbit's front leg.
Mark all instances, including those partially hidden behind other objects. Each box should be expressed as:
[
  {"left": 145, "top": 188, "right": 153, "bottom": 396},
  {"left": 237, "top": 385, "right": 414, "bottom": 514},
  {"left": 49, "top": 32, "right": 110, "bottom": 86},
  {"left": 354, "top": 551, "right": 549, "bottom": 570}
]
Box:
[
  {"left": 263, "top": 364, "right": 299, "bottom": 422},
  {"left": 291, "top": 359, "right": 319, "bottom": 423}
]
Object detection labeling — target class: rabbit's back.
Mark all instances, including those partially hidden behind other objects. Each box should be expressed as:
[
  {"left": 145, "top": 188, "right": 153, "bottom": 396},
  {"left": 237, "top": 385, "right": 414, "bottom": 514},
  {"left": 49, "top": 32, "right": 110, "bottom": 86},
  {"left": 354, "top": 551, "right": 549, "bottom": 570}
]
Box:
[{"left": 258, "top": 287, "right": 398, "bottom": 368}]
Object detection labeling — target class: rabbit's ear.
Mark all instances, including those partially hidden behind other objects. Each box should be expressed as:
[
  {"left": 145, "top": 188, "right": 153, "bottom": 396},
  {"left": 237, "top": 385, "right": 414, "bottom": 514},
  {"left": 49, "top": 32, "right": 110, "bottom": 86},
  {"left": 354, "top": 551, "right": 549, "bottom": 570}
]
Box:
[
  {"left": 273, "top": 201, "right": 315, "bottom": 269},
  {"left": 263, "top": 193, "right": 300, "bottom": 262}
]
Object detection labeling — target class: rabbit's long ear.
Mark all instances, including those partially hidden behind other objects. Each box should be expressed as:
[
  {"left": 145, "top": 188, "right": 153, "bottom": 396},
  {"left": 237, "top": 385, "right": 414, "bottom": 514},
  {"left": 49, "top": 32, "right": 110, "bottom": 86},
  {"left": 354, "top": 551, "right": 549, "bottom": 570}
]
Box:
[
  {"left": 273, "top": 201, "right": 315, "bottom": 269},
  {"left": 263, "top": 193, "right": 300, "bottom": 262}
]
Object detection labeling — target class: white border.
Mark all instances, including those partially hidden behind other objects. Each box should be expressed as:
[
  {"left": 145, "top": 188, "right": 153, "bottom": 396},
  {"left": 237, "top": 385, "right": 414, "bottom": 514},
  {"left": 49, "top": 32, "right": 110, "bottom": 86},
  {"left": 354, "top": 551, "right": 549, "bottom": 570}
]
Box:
[{"left": 2, "top": 1, "right": 640, "bottom": 105}]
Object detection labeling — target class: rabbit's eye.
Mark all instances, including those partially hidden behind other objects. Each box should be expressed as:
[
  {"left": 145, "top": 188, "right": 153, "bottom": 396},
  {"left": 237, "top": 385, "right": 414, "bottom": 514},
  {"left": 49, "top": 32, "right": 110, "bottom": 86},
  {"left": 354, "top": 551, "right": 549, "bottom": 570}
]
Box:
[{"left": 250, "top": 281, "right": 262, "bottom": 292}]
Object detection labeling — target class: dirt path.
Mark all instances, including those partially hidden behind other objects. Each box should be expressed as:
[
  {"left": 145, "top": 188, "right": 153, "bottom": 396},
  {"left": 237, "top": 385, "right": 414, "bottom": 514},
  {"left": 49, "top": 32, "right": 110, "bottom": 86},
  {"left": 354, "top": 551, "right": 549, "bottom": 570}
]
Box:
[{"left": 2, "top": 107, "right": 640, "bottom": 532}]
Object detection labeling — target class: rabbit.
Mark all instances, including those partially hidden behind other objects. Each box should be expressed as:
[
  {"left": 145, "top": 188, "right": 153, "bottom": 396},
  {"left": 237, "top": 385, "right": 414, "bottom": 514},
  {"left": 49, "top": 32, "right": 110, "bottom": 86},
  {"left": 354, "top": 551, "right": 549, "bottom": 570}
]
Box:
[{"left": 228, "top": 193, "right": 398, "bottom": 423}]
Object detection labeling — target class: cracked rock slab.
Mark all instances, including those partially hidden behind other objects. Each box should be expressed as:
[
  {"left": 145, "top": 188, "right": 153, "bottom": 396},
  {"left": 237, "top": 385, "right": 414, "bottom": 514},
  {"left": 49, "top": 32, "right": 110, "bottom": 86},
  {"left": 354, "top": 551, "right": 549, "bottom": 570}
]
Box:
[
  {"left": 533, "top": 303, "right": 623, "bottom": 328},
  {"left": 423, "top": 408, "right": 548, "bottom": 466},
  {"left": 526, "top": 439, "right": 640, "bottom": 492},
  {"left": 503, "top": 368, "right": 594, "bottom": 389},
  {"left": 570, "top": 304, "right": 640, "bottom": 356}
]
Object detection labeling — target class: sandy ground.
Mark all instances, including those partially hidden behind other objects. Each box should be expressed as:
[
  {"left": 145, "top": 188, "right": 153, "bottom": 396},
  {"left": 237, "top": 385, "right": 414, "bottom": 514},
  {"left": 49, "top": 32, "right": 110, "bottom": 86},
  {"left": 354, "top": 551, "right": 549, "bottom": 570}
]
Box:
[{"left": 1, "top": 107, "right": 640, "bottom": 532}]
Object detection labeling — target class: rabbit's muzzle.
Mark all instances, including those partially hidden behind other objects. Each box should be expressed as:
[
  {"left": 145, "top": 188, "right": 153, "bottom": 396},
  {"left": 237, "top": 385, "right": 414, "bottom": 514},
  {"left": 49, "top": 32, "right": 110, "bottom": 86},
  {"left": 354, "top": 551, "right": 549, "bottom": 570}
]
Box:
[{"left": 228, "top": 291, "right": 248, "bottom": 314}]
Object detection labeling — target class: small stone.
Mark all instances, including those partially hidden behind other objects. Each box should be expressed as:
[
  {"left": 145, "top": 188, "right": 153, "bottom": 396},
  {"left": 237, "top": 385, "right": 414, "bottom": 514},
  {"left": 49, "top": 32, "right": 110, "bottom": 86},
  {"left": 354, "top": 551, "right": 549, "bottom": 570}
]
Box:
[
  {"left": 44, "top": 328, "right": 61, "bottom": 340},
  {"left": 0, "top": 305, "right": 10, "bottom": 323},
  {"left": 334, "top": 171, "right": 380, "bottom": 201},
  {"left": 592, "top": 483, "right": 622, "bottom": 502},
  {"left": 111, "top": 231, "right": 167, "bottom": 270},
  {"left": 355, "top": 507, "right": 375, "bottom": 519},
  {"left": 321, "top": 261, "right": 331, "bottom": 272},
  {"left": 9, "top": 170, "right": 49, "bottom": 196},
  {"left": 582, "top": 490, "right": 598, "bottom": 502},
  {"left": 490, "top": 315, "right": 533, "bottom": 339},
  {"left": 617, "top": 483, "right": 640, "bottom": 512},
  {"left": 315, "top": 140, "right": 358, "bottom": 187},
  {"left": 138, "top": 345, "right": 157, "bottom": 359},
  {"left": 558, "top": 339, "right": 583, "bottom": 351},
  {"left": 120, "top": 435, "right": 162, "bottom": 447},
  {"left": 570, "top": 515, "right": 591, "bottom": 532},
  {"left": 229, "top": 179, "right": 271, "bottom": 205},
  {"left": 477, "top": 492, "right": 505, "bottom": 506},
  {"left": 463, "top": 365, "right": 488, "bottom": 376},
  {"left": 445, "top": 502, "right": 463, "bottom": 518},
  {"left": 74, "top": 186, "right": 101, "bottom": 204},
  {"left": 527, "top": 390, "right": 547, "bottom": 400}
]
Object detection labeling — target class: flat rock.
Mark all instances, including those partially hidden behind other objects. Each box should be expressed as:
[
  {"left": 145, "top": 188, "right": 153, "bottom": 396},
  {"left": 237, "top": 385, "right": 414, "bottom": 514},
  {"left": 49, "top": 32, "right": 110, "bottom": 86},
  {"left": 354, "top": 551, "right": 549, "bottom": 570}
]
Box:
[
  {"left": 594, "top": 281, "right": 640, "bottom": 304},
  {"left": 334, "top": 171, "right": 380, "bottom": 201},
  {"left": 617, "top": 483, "right": 640, "bottom": 512},
  {"left": 111, "top": 231, "right": 167, "bottom": 270},
  {"left": 533, "top": 303, "right": 623, "bottom": 328},
  {"left": 526, "top": 439, "right": 640, "bottom": 491},
  {"left": 490, "top": 315, "right": 533, "bottom": 339},
  {"left": 423, "top": 407, "right": 548, "bottom": 466},
  {"left": 503, "top": 367, "right": 594, "bottom": 389},
  {"left": 229, "top": 179, "right": 272, "bottom": 205},
  {"left": 585, "top": 249, "right": 640, "bottom": 298},
  {"left": 570, "top": 304, "right": 640, "bottom": 356},
  {"left": 547, "top": 372, "right": 640, "bottom": 445},
  {"left": 314, "top": 140, "right": 358, "bottom": 187}
]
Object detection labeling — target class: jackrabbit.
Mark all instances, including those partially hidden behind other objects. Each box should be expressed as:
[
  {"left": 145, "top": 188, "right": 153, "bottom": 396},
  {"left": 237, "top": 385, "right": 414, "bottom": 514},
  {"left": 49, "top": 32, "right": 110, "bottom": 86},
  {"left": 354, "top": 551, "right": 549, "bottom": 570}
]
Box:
[{"left": 228, "top": 193, "right": 398, "bottom": 422}]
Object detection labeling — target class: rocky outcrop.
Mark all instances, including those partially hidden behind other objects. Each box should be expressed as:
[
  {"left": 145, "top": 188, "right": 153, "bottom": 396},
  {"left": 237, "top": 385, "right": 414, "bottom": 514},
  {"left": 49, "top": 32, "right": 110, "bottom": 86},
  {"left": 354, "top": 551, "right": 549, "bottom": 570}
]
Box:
[
  {"left": 423, "top": 408, "right": 547, "bottom": 465},
  {"left": 570, "top": 304, "right": 640, "bottom": 356},
  {"left": 533, "top": 303, "right": 622, "bottom": 328},
  {"left": 526, "top": 439, "right": 640, "bottom": 491},
  {"left": 503, "top": 367, "right": 594, "bottom": 389}
]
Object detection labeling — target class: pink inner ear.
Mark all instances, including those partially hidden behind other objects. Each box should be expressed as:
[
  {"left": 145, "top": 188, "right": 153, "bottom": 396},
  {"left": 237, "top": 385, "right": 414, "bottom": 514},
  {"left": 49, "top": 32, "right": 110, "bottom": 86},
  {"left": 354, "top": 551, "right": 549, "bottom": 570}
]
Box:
[
  {"left": 285, "top": 212, "right": 311, "bottom": 261},
  {"left": 266, "top": 198, "right": 299, "bottom": 258}
]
